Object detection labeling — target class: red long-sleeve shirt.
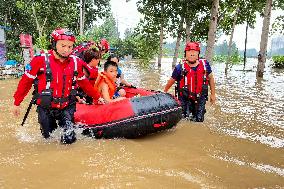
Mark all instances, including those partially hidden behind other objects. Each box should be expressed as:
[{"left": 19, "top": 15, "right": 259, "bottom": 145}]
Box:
[{"left": 13, "top": 50, "right": 100, "bottom": 109}]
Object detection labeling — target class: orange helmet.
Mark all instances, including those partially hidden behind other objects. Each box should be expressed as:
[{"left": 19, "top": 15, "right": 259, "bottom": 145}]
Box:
[{"left": 185, "top": 42, "right": 200, "bottom": 52}]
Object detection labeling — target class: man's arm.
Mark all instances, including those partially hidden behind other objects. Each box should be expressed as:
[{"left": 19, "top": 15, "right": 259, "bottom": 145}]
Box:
[
  {"left": 164, "top": 78, "right": 176, "bottom": 93},
  {"left": 13, "top": 56, "right": 43, "bottom": 116},
  {"left": 77, "top": 78, "right": 100, "bottom": 100},
  {"left": 208, "top": 73, "right": 216, "bottom": 104}
]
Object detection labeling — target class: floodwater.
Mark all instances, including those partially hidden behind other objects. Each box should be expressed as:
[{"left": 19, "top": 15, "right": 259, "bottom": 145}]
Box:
[{"left": 0, "top": 58, "right": 283, "bottom": 188}]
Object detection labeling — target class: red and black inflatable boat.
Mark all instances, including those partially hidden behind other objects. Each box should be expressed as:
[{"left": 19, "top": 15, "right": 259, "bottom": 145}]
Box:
[{"left": 74, "top": 87, "right": 182, "bottom": 138}]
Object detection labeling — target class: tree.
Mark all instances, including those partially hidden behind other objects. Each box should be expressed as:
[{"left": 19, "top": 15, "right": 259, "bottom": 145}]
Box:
[
  {"left": 257, "top": 0, "right": 273, "bottom": 77},
  {"left": 79, "top": 0, "right": 111, "bottom": 34},
  {"left": 225, "top": 6, "right": 239, "bottom": 73},
  {"left": 217, "top": 0, "right": 266, "bottom": 69},
  {"left": 205, "top": 0, "right": 219, "bottom": 63},
  {"left": 137, "top": 0, "right": 172, "bottom": 67},
  {"left": 0, "top": 0, "right": 110, "bottom": 56}
]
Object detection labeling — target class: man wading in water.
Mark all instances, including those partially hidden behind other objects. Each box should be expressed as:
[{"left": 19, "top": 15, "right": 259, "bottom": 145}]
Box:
[
  {"left": 164, "top": 42, "right": 216, "bottom": 122},
  {"left": 13, "top": 28, "right": 101, "bottom": 144}
]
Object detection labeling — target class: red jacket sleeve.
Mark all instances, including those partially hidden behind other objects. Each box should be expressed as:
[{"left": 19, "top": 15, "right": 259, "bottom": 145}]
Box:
[
  {"left": 13, "top": 56, "right": 43, "bottom": 106},
  {"left": 77, "top": 59, "right": 100, "bottom": 100}
]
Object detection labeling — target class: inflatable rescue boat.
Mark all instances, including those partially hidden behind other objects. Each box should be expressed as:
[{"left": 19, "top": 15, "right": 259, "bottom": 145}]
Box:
[{"left": 74, "top": 87, "right": 182, "bottom": 138}]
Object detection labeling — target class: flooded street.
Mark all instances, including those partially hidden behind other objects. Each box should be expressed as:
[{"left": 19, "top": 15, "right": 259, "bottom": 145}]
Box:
[{"left": 0, "top": 58, "right": 283, "bottom": 188}]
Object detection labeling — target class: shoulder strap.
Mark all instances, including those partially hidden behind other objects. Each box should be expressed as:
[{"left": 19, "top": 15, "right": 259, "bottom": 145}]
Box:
[
  {"left": 200, "top": 59, "right": 208, "bottom": 83},
  {"left": 44, "top": 53, "right": 52, "bottom": 90},
  {"left": 70, "top": 55, "right": 79, "bottom": 90},
  {"left": 181, "top": 60, "right": 188, "bottom": 85},
  {"left": 200, "top": 59, "right": 207, "bottom": 72}
]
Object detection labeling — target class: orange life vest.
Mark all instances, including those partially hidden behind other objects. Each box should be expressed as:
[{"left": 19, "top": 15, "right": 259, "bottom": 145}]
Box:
[{"left": 94, "top": 72, "right": 116, "bottom": 98}]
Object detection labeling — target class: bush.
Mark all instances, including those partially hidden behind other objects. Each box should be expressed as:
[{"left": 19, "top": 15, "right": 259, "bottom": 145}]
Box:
[
  {"left": 6, "top": 52, "right": 23, "bottom": 64},
  {"left": 34, "top": 35, "right": 49, "bottom": 51},
  {"left": 272, "top": 56, "right": 284, "bottom": 69}
]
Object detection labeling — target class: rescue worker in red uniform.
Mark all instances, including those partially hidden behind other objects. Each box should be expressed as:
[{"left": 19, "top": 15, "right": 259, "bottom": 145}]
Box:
[
  {"left": 76, "top": 46, "right": 102, "bottom": 104},
  {"left": 13, "top": 28, "right": 101, "bottom": 144},
  {"left": 164, "top": 42, "right": 216, "bottom": 122}
]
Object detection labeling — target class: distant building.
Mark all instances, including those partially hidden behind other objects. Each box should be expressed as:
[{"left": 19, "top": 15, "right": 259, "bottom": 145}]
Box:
[{"left": 271, "top": 36, "right": 284, "bottom": 56}]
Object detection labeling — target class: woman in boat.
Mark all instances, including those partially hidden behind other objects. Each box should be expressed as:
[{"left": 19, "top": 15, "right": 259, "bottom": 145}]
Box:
[{"left": 76, "top": 46, "right": 102, "bottom": 104}]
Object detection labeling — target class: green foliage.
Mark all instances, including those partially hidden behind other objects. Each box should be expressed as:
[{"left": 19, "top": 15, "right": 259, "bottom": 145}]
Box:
[
  {"left": 271, "top": 16, "right": 284, "bottom": 35},
  {"left": 0, "top": 0, "right": 110, "bottom": 61},
  {"left": 214, "top": 40, "right": 239, "bottom": 56},
  {"left": 230, "top": 49, "right": 243, "bottom": 64},
  {"left": 213, "top": 50, "right": 243, "bottom": 64},
  {"left": 213, "top": 55, "right": 227, "bottom": 62},
  {"left": 116, "top": 27, "right": 159, "bottom": 65},
  {"left": 218, "top": 0, "right": 266, "bottom": 34},
  {"left": 34, "top": 35, "right": 49, "bottom": 50},
  {"left": 6, "top": 52, "right": 23, "bottom": 63},
  {"left": 272, "top": 56, "right": 284, "bottom": 68}
]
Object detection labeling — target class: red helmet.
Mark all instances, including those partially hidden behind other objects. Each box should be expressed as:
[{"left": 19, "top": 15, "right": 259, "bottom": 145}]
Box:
[
  {"left": 100, "top": 38, "right": 110, "bottom": 52},
  {"left": 51, "top": 28, "right": 76, "bottom": 42},
  {"left": 185, "top": 42, "right": 200, "bottom": 52}
]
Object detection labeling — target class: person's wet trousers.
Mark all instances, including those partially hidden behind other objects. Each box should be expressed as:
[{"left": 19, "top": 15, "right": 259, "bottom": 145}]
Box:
[
  {"left": 180, "top": 96, "right": 207, "bottom": 122},
  {"left": 36, "top": 104, "right": 76, "bottom": 144}
]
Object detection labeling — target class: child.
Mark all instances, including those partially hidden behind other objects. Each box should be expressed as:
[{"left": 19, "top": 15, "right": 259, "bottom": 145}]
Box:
[
  {"left": 107, "top": 54, "right": 135, "bottom": 98},
  {"left": 95, "top": 60, "right": 126, "bottom": 103}
]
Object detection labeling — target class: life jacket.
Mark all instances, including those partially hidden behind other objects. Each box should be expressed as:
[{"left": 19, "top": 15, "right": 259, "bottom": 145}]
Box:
[
  {"left": 94, "top": 72, "right": 116, "bottom": 99},
  {"left": 34, "top": 52, "right": 79, "bottom": 109},
  {"left": 178, "top": 59, "right": 209, "bottom": 100}
]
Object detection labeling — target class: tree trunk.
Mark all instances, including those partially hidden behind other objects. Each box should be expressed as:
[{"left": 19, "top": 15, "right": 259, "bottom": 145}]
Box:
[
  {"left": 205, "top": 0, "right": 219, "bottom": 63},
  {"left": 32, "top": 4, "right": 47, "bottom": 38},
  {"left": 257, "top": 0, "right": 273, "bottom": 78},
  {"left": 82, "top": 0, "right": 86, "bottom": 34},
  {"left": 185, "top": 19, "right": 191, "bottom": 43},
  {"left": 79, "top": 0, "right": 84, "bottom": 35},
  {"left": 172, "top": 17, "right": 184, "bottom": 68},
  {"left": 157, "top": 2, "right": 165, "bottom": 68},
  {"left": 225, "top": 6, "right": 239, "bottom": 73},
  {"left": 243, "top": 20, "right": 249, "bottom": 69}
]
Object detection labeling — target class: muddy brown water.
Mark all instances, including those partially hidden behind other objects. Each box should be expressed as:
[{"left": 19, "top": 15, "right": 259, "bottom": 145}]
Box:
[{"left": 0, "top": 58, "right": 283, "bottom": 188}]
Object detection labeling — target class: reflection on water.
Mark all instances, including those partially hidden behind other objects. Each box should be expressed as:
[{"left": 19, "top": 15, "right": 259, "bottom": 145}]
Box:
[{"left": 0, "top": 58, "right": 283, "bottom": 188}]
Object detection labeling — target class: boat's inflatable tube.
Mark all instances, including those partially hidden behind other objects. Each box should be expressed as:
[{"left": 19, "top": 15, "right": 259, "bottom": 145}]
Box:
[{"left": 75, "top": 88, "right": 182, "bottom": 138}]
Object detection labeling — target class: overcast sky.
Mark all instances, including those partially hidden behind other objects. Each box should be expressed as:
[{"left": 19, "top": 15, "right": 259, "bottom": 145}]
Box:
[{"left": 110, "top": 0, "right": 282, "bottom": 51}]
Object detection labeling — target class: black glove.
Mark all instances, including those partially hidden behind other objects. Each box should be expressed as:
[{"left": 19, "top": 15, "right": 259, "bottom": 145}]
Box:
[{"left": 130, "top": 85, "right": 137, "bottom": 89}]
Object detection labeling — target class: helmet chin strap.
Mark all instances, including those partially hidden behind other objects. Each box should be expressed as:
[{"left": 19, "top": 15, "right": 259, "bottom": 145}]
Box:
[
  {"left": 187, "top": 60, "right": 196, "bottom": 64},
  {"left": 52, "top": 41, "right": 69, "bottom": 59},
  {"left": 55, "top": 49, "right": 69, "bottom": 59},
  {"left": 186, "top": 55, "right": 199, "bottom": 64}
]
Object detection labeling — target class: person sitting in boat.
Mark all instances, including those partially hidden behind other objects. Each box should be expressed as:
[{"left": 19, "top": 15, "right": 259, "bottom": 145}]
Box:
[
  {"left": 164, "top": 42, "right": 216, "bottom": 122},
  {"left": 107, "top": 54, "right": 135, "bottom": 98},
  {"left": 76, "top": 46, "right": 102, "bottom": 104},
  {"left": 94, "top": 60, "right": 126, "bottom": 103}
]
